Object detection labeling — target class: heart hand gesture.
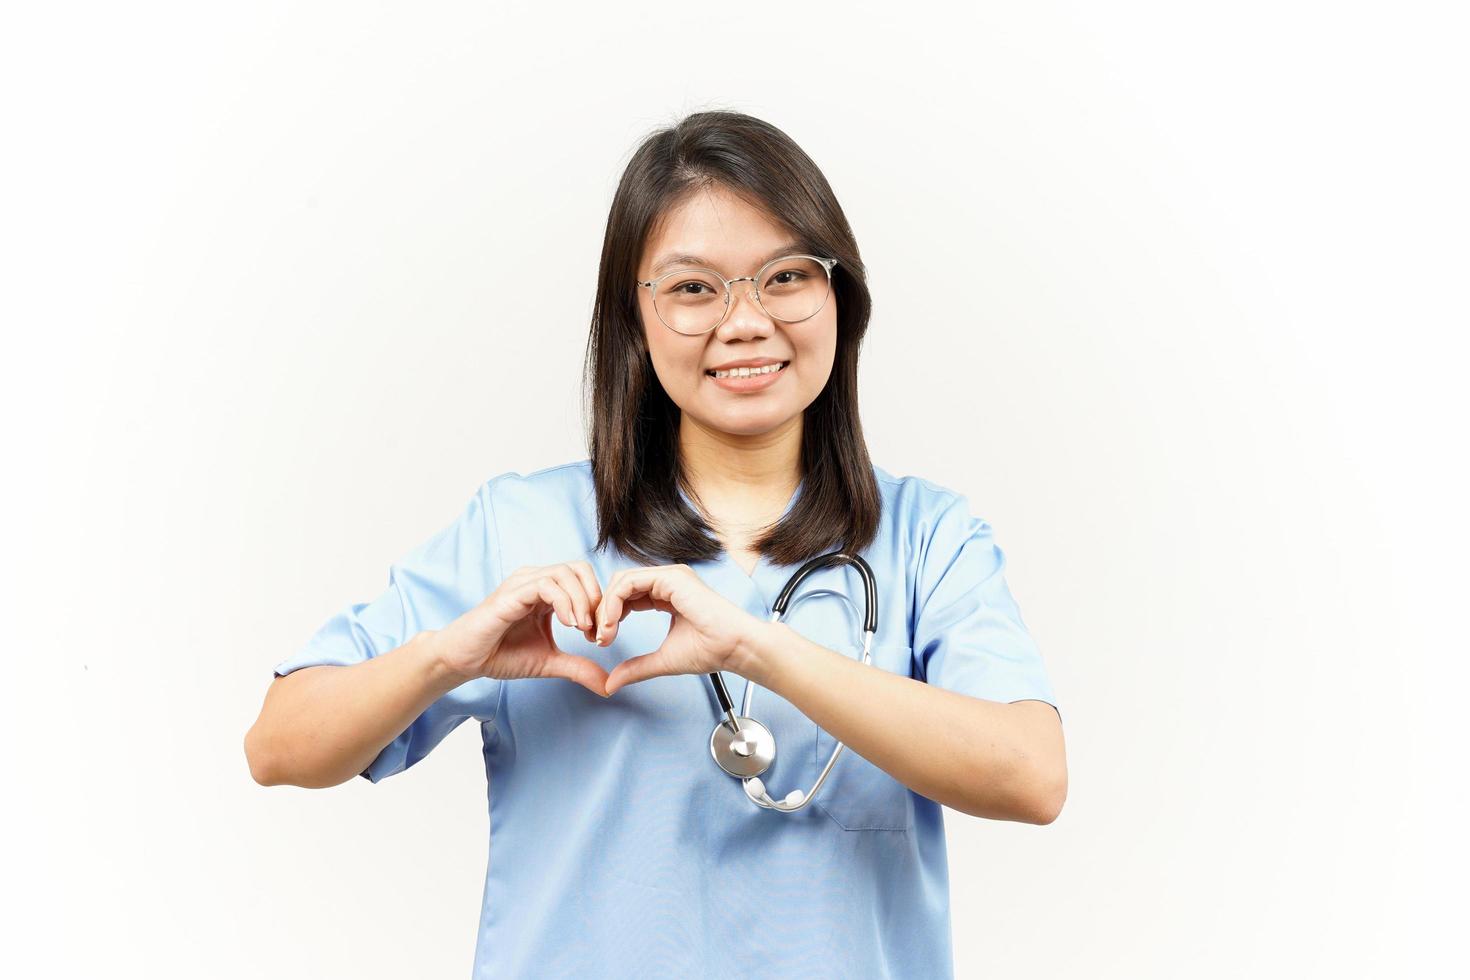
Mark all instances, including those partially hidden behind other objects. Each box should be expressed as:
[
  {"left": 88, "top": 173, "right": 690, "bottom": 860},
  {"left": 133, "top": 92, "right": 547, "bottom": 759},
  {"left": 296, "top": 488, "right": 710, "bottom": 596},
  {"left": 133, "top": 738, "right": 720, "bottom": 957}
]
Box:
[{"left": 595, "top": 563, "right": 767, "bottom": 696}]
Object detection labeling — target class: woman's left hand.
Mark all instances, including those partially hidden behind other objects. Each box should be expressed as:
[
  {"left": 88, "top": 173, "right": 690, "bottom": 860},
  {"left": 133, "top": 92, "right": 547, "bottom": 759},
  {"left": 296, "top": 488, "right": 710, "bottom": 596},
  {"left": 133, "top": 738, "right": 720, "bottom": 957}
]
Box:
[{"left": 595, "top": 563, "right": 764, "bottom": 696}]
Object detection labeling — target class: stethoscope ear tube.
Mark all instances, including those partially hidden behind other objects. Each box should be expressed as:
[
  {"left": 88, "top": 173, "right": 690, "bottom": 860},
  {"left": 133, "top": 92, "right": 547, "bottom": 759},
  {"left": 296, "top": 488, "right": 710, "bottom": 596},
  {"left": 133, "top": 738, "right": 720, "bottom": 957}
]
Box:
[{"left": 771, "top": 552, "right": 877, "bottom": 634}]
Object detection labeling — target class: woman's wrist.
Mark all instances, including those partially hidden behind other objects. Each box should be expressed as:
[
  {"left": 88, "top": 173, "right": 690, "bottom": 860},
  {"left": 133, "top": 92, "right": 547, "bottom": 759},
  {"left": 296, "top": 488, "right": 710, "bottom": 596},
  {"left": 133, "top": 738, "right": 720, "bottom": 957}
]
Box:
[
  {"left": 414, "top": 628, "right": 478, "bottom": 690},
  {"left": 727, "top": 619, "right": 790, "bottom": 687}
]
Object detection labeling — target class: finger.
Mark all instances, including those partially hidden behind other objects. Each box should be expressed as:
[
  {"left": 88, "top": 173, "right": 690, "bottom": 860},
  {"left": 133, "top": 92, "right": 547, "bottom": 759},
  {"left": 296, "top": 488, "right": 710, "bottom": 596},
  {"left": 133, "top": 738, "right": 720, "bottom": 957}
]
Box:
[
  {"left": 568, "top": 562, "right": 604, "bottom": 639},
  {"left": 540, "top": 650, "right": 611, "bottom": 699},
  {"left": 594, "top": 570, "right": 623, "bottom": 644},
  {"left": 623, "top": 595, "right": 675, "bottom": 615},
  {"left": 534, "top": 577, "right": 578, "bottom": 630},
  {"left": 545, "top": 565, "right": 595, "bottom": 635},
  {"left": 501, "top": 564, "right": 544, "bottom": 588},
  {"left": 597, "top": 568, "right": 669, "bottom": 645},
  {"left": 604, "top": 649, "right": 671, "bottom": 697},
  {"left": 561, "top": 562, "right": 604, "bottom": 640},
  {"left": 500, "top": 567, "right": 556, "bottom": 613}
]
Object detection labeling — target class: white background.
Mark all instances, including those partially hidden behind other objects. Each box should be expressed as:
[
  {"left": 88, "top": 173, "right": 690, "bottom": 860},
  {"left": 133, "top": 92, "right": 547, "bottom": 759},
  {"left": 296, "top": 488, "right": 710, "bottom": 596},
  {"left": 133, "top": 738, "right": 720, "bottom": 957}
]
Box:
[{"left": 3, "top": 2, "right": 1465, "bottom": 977}]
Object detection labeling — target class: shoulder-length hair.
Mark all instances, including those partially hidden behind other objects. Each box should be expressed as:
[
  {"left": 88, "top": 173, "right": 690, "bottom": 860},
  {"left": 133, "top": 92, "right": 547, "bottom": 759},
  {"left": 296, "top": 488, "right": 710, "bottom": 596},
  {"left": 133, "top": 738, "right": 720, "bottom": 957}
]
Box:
[{"left": 585, "top": 109, "right": 881, "bottom": 568}]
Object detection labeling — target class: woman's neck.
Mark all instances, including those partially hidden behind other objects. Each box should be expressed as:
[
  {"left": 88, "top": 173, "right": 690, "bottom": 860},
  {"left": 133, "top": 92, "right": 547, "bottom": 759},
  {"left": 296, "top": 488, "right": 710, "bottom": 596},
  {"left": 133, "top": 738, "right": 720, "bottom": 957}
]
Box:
[{"left": 678, "top": 413, "right": 802, "bottom": 548}]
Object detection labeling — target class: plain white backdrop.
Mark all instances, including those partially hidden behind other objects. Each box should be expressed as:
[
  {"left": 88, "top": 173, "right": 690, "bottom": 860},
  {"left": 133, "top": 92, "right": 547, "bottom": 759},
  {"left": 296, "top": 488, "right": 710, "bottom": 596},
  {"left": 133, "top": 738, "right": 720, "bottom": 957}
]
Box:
[{"left": 3, "top": 2, "right": 1465, "bottom": 977}]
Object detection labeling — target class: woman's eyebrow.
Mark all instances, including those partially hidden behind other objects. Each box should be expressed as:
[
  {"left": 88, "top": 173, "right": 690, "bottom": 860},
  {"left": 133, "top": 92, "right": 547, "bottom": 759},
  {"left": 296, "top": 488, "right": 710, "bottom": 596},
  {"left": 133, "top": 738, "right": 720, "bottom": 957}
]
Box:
[{"left": 652, "top": 241, "right": 806, "bottom": 275}]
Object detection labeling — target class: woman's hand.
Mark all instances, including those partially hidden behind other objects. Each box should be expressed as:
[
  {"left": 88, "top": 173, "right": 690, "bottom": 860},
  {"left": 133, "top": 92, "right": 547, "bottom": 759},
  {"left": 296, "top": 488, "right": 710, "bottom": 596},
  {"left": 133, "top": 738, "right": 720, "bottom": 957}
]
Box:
[
  {"left": 435, "top": 561, "right": 610, "bottom": 697},
  {"left": 595, "top": 563, "right": 765, "bottom": 696}
]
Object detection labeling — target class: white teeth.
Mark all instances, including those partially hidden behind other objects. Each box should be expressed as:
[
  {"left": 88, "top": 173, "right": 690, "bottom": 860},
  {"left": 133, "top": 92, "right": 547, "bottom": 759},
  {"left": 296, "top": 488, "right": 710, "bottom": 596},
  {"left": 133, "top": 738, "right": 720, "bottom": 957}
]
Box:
[{"left": 710, "top": 362, "right": 786, "bottom": 379}]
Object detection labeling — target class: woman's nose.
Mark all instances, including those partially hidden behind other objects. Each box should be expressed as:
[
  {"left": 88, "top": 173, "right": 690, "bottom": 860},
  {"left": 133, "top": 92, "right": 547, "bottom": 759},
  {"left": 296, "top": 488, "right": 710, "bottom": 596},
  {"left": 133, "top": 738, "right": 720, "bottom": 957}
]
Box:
[{"left": 717, "top": 284, "right": 774, "bottom": 339}]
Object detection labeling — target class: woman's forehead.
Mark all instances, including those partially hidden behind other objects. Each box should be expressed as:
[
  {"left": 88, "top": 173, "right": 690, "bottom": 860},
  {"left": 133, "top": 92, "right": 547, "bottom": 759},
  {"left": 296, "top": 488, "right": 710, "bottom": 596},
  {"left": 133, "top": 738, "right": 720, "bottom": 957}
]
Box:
[{"left": 643, "top": 187, "right": 798, "bottom": 274}]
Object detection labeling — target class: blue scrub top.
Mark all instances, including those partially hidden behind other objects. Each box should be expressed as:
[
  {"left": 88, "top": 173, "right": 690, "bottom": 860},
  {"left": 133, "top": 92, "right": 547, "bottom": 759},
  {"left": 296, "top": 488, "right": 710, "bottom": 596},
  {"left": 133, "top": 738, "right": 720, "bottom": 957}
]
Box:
[{"left": 274, "top": 458, "right": 1061, "bottom": 978}]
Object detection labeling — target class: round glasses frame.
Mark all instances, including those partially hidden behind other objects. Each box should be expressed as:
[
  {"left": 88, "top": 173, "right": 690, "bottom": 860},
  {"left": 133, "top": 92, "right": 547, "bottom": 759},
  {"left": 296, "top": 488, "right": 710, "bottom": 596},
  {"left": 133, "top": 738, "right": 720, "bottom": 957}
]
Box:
[{"left": 635, "top": 254, "right": 839, "bottom": 336}]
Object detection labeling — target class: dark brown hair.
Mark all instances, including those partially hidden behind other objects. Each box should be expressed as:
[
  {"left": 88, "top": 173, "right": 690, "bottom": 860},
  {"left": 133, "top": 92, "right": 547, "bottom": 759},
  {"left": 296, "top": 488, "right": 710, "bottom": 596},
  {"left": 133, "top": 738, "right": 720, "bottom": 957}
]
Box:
[{"left": 584, "top": 109, "right": 880, "bottom": 568}]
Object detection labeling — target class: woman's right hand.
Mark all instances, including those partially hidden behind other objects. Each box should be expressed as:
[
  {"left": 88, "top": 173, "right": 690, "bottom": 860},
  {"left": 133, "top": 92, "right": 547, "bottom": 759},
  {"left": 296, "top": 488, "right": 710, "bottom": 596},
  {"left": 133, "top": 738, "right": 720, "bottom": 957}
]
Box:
[{"left": 434, "top": 561, "right": 610, "bottom": 697}]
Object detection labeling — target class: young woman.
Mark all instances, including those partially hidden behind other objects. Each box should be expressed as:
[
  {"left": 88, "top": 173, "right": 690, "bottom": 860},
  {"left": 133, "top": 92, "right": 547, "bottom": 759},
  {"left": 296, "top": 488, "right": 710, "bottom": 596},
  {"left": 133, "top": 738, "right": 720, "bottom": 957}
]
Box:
[{"left": 246, "top": 109, "right": 1067, "bottom": 978}]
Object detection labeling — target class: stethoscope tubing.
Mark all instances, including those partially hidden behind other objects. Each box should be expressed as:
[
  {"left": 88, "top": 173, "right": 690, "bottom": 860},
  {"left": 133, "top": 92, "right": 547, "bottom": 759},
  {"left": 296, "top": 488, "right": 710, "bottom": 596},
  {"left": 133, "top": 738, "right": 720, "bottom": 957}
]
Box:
[{"left": 707, "top": 551, "right": 878, "bottom": 813}]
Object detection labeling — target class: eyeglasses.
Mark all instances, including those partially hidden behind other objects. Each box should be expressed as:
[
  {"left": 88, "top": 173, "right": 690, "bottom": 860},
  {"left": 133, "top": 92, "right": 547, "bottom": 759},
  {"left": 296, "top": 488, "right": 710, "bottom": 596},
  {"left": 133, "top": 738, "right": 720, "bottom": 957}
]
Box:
[{"left": 636, "top": 254, "right": 838, "bottom": 336}]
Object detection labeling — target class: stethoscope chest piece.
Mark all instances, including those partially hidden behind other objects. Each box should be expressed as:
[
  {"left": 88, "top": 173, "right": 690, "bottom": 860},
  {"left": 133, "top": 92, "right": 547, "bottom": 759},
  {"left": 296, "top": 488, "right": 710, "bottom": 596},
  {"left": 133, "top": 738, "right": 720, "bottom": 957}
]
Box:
[{"left": 709, "top": 715, "right": 775, "bottom": 778}]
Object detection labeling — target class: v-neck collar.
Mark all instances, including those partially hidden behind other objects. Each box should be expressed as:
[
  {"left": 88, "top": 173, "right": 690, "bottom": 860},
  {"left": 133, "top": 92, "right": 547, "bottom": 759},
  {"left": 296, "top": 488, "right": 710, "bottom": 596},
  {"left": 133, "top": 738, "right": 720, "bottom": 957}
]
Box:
[{"left": 678, "top": 474, "right": 805, "bottom": 615}]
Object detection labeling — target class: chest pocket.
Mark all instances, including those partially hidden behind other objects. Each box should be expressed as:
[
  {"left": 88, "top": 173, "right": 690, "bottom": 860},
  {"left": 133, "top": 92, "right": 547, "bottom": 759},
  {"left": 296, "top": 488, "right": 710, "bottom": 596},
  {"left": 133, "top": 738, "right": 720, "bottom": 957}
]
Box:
[{"left": 778, "top": 576, "right": 916, "bottom": 833}]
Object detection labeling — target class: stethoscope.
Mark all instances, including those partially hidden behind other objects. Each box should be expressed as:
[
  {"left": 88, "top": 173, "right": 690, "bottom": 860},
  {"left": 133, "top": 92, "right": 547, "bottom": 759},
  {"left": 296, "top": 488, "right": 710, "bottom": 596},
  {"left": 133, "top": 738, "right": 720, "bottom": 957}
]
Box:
[{"left": 706, "top": 551, "right": 877, "bottom": 813}]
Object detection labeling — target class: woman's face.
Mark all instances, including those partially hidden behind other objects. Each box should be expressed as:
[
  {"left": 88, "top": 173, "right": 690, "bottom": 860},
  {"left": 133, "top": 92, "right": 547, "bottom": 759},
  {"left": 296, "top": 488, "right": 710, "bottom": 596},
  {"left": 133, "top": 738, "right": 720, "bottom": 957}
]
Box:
[{"left": 636, "top": 184, "right": 838, "bottom": 438}]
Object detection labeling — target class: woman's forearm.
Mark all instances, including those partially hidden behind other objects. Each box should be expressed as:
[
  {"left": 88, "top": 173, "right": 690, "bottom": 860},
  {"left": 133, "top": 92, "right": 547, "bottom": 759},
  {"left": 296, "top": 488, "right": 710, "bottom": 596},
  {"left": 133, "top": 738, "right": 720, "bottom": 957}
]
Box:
[
  {"left": 731, "top": 622, "right": 1067, "bottom": 824},
  {"left": 244, "top": 630, "right": 465, "bottom": 788}
]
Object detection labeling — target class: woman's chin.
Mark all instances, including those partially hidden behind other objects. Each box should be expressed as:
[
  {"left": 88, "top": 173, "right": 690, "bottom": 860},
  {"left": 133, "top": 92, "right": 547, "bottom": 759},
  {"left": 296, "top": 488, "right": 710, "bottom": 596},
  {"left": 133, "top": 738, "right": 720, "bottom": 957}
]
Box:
[{"left": 695, "top": 403, "right": 798, "bottom": 438}]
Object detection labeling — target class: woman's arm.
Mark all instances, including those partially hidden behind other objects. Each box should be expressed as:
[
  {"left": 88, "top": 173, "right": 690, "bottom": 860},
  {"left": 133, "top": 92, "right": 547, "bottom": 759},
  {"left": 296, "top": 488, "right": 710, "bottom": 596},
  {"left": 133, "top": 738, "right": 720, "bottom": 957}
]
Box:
[
  {"left": 245, "top": 631, "right": 462, "bottom": 788},
  {"left": 731, "top": 622, "right": 1068, "bottom": 824},
  {"left": 247, "top": 561, "right": 613, "bottom": 788}
]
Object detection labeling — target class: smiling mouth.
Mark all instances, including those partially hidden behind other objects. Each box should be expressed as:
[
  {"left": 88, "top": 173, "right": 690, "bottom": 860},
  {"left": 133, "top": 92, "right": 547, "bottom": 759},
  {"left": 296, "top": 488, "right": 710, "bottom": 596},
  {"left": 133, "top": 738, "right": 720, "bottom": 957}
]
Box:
[{"left": 705, "top": 361, "right": 790, "bottom": 379}]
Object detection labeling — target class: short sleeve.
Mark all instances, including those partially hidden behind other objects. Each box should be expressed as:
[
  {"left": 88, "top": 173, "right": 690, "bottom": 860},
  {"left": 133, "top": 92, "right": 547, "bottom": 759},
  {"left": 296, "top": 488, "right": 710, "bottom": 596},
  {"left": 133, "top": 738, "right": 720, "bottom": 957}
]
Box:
[
  {"left": 911, "top": 494, "right": 1062, "bottom": 725},
  {"left": 273, "top": 479, "right": 506, "bottom": 782}
]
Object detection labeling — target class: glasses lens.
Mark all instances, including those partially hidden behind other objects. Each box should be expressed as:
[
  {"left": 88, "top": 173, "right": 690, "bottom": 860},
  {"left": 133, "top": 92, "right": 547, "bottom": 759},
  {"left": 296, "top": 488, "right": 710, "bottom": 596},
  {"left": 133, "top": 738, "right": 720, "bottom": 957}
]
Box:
[
  {"left": 758, "top": 256, "right": 831, "bottom": 322},
  {"left": 654, "top": 270, "right": 727, "bottom": 335}
]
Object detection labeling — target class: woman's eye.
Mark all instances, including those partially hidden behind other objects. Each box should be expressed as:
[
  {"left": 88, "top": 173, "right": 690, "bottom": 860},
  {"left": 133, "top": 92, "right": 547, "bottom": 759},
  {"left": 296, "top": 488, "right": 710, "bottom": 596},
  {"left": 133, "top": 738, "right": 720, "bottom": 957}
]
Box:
[
  {"left": 673, "top": 281, "right": 712, "bottom": 295},
  {"left": 770, "top": 271, "right": 806, "bottom": 286}
]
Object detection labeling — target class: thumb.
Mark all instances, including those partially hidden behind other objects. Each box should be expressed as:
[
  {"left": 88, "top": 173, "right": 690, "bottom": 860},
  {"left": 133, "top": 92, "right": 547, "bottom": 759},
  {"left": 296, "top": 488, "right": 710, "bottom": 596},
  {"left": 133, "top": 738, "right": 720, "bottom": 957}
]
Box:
[
  {"left": 541, "top": 651, "right": 611, "bottom": 699},
  {"left": 604, "top": 649, "right": 669, "bottom": 697}
]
